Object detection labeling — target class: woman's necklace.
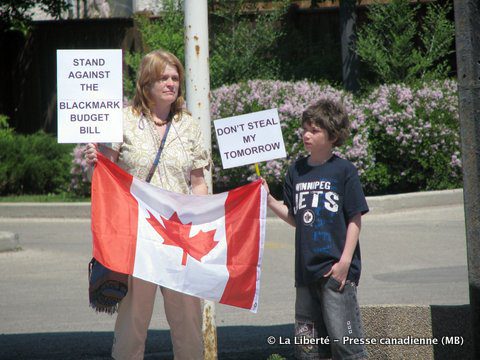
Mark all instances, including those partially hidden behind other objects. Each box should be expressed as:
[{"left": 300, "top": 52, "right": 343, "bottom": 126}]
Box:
[
  {"left": 152, "top": 112, "right": 171, "bottom": 126},
  {"left": 153, "top": 118, "right": 169, "bottom": 126},
  {"left": 143, "top": 113, "right": 169, "bottom": 144}
]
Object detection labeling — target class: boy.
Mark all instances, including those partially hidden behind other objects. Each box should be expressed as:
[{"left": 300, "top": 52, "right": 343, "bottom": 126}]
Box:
[{"left": 263, "top": 99, "right": 369, "bottom": 359}]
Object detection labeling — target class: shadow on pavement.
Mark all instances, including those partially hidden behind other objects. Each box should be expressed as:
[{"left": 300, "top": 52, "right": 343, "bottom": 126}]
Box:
[
  {"left": 1, "top": 306, "right": 473, "bottom": 360},
  {"left": 0, "top": 324, "right": 294, "bottom": 360}
]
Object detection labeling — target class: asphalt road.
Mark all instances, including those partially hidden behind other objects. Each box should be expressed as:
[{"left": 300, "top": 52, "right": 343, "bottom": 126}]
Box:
[{"left": 0, "top": 202, "right": 469, "bottom": 359}]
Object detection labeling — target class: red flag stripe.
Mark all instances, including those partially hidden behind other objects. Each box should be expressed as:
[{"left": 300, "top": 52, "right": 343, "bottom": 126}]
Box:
[
  {"left": 220, "top": 180, "right": 262, "bottom": 309},
  {"left": 91, "top": 153, "right": 139, "bottom": 274}
]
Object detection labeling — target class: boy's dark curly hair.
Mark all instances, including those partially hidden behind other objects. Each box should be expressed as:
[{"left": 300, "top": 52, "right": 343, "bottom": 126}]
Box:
[{"left": 301, "top": 99, "right": 350, "bottom": 147}]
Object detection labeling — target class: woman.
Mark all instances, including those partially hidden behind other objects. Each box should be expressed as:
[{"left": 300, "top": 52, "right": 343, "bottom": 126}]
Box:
[{"left": 85, "top": 49, "right": 209, "bottom": 360}]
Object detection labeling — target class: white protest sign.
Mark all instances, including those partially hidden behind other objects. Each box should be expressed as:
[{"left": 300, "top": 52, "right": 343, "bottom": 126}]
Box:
[
  {"left": 214, "top": 108, "right": 286, "bottom": 169},
  {"left": 57, "top": 49, "right": 123, "bottom": 143}
]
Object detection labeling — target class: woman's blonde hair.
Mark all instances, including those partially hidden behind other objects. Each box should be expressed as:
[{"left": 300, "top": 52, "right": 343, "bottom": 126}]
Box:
[{"left": 132, "top": 49, "right": 186, "bottom": 120}]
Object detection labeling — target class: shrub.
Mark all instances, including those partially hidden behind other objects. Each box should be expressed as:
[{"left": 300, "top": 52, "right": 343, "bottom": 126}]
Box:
[
  {"left": 70, "top": 144, "right": 91, "bottom": 197},
  {"left": 356, "top": 0, "right": 454, "bottom": 85},
  {"left": 0, "top": 130, "right": 74, "bottom": 195},
  {"left": 210, "top": 79, "right": 461, "bottom": 196},
  {"left": 0, "top": 114, "right": 9, "bottom": 129},
  {"left": 360, "top": 79, "right": 461, "bottom": 194},
  {"left": 210, "top": 80, "right": 371, "bottom": 196},
  {"left": 66, "top": 80, "right": 461, "bottom": 197}
]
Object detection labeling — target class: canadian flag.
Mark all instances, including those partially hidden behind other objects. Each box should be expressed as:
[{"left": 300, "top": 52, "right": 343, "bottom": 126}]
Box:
[{"left": 91, "top": 154, "right": 267, "bottom": 312}]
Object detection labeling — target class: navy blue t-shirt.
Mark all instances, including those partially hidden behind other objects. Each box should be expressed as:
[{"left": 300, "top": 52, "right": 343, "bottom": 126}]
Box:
[{"left": 283, "top": 155, "right": 369, "bottom": 286}]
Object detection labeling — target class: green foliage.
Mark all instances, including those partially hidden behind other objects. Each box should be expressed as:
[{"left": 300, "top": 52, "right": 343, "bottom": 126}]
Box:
[
  {"left": 415, "top": 2, "right": 455, "bottom": 79},
  {"left": 0, "top": 114, "right": 9, "bottom": 129},
  {"left": 0, "top": 130, "right": 74, "bottom": 195},
  {"left": 0, "top": 0, "right": 70, "bottom": 35},
  {"left": 359, "top": 80, "right": 461, "bottom": 194},
  {"left": 0, "top": 193, "right": 88, "bottom": 202},
  {"left": 209, "top": 0, "right": 288, "bottom": 89},
  {"left": 124, "top": 0, "right": 185, "bottom": 98},
  {"left": 70, "top": 144, "right": 91, "bottom": 197},
  {"left": 356, "top": 0, "right": 454, "bottom": 84},
  {"left": 266, "top": 354, "right": 286, "bottom": 360},
  {"left": 123, "top": 0, "right": 288, "bottom": 97}
]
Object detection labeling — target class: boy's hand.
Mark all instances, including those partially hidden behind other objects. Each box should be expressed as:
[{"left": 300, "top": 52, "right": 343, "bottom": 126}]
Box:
[
  {"left": 324, "top": 259, "right": 351, "bottom": 291},
  {"left": 261, "top": 178, "right": 270, "bottom": 196}
]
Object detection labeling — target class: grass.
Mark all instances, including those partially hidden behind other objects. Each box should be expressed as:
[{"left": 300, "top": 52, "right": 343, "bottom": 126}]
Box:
[
  {"left": 266, "top": 355, "right": 286, "bottom": 360},
  {"left": 0, "top": 193, "right": 90, "bottom": 202}
]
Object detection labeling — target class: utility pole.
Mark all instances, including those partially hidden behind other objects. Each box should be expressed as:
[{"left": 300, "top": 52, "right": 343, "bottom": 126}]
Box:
[
  {"left": 184, "top": 1, "right": 217, "bottom": 359},
  {"left": 453, "top": 0, "right": 480, "bottom": 357}
]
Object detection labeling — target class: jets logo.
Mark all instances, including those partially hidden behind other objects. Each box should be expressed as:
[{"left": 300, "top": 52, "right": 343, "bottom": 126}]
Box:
[{"left": 302, "top": 209, "right": 315, "bottom": 225}]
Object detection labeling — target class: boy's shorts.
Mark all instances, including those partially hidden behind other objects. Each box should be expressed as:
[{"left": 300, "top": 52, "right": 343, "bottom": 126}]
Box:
[{"left": 295, "top": 277, "right": 367, "bottom": 360}]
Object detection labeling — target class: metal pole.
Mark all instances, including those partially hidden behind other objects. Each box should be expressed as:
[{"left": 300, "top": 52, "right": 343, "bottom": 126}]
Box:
[
  {"left": 184, "top": 1, "right": 217, "bottom": 359},
  {"left": 184, "top": 0, "right": 213, "bottom": 192},
  {"left": 454, "top": 0, "right": 480, "bottom": 357}
]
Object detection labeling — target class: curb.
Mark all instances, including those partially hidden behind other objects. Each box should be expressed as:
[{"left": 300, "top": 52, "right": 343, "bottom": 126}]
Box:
[
  {"left": 0, "top": 202, "right": 91, "bottom": 219},
  {"left": 366, "top": 188, "right": 463, "bottom": 214},
  {"left": 361, "top": 304, "right": 471, "bottom": 359},
  {"left": 0, "top": 189, "right": 464, "bottom": 219}
]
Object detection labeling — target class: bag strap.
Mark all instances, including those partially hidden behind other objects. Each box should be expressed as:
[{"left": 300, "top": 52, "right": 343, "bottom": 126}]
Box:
[{"left": 146, "top": 122, "right": 172, "bottom": 183}]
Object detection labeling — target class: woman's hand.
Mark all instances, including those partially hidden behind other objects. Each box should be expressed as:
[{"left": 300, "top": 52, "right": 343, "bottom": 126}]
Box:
[
  {"left": 191, "top": 168, "right": 208, "bottom": 195},
  {"left": 84, "top": 143, "right": 98, "bottom": 166}
]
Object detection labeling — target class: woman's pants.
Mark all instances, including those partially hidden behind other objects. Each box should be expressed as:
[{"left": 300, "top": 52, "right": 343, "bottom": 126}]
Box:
[{"left": 112, "top": 276, "right": 203, "bottom": 360}]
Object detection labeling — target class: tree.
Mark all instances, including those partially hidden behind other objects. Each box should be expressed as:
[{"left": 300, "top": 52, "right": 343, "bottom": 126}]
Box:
[
  {"left": 0, "top": 0, "right": 70, "bottom": 35},
  {"left": 123, "top": 0, "right": 185, "bottom": 98},
  {"left": 123, "top": 0, "right": 288, "bottom": 94},
  {"left": 209, "top": 0, "right": 288, "bottom": 89},
  {"left": 356, "top": 0, "right": 455, "bottom": 84}
]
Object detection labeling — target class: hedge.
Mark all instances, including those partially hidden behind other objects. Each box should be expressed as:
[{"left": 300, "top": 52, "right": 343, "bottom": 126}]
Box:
[{"left": 210, "top": 79, "right": 461, "bottom": 196}]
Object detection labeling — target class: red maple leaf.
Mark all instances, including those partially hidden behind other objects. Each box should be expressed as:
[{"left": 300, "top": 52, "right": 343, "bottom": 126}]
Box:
[{"left": 146, "top": 210, "right": 218, "bottom": 266}]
